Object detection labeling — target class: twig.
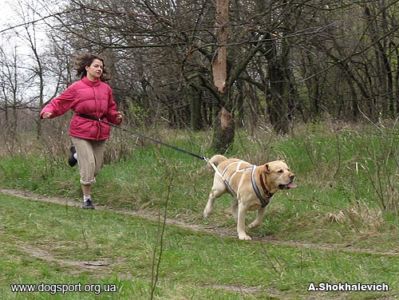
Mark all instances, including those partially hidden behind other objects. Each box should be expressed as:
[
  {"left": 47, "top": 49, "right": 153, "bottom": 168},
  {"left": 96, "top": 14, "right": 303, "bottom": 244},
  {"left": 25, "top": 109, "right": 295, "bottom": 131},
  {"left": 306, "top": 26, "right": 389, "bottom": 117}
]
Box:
[{"left": 150, "top": 163, "right": 173, "bottom": 299}]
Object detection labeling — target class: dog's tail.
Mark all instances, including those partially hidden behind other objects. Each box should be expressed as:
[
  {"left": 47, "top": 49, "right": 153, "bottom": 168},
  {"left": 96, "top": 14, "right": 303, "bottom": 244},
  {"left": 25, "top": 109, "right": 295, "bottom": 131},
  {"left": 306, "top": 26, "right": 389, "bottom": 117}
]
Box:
[{"left": 207, "top": 154, "right": 227, "bottom": 171}]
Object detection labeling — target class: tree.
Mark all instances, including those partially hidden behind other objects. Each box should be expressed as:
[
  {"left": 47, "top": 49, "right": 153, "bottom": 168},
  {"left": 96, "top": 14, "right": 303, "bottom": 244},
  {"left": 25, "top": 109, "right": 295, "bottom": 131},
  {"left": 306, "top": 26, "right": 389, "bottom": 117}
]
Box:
[{"left": 4, "top": 0, "right": 399, "bottom": 148}]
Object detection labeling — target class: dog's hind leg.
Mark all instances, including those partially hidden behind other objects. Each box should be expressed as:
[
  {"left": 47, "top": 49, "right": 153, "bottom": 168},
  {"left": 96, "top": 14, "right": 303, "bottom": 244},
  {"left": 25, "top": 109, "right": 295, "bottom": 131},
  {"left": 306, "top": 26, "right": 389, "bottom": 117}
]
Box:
[
  {"left": 231, "top": 198, "right": 238, "bottom": 222},
  {"left": 203, "top": 179, "right": 225, "bottom": 218},
  {"left": 248, "top": 207, "right": 266, "bottom": 229}
]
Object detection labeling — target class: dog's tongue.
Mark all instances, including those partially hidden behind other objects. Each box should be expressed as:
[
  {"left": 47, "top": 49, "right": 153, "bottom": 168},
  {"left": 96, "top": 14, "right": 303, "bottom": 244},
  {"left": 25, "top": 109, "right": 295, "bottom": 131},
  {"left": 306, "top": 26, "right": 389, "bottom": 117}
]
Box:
[{"left": 287, "top": 183, "right": 297, "bottom": 189}]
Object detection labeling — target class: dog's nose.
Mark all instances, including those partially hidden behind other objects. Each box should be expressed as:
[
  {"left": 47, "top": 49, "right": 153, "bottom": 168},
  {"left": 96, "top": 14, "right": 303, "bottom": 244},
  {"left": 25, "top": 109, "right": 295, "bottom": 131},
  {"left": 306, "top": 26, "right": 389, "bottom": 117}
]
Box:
[{"left": 290, "top": 174, "right": 295, "bottom": 181}]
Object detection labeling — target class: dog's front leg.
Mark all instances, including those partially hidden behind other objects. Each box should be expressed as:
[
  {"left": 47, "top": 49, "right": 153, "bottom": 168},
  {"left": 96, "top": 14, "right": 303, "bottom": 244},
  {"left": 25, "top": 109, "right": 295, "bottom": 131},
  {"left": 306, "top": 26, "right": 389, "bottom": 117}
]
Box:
[
  {"left": 237, "top": 202, "right": 251, "bottom": 240},
  {"left": 248, "top": 207, "right": 266, "bottom": 229}
]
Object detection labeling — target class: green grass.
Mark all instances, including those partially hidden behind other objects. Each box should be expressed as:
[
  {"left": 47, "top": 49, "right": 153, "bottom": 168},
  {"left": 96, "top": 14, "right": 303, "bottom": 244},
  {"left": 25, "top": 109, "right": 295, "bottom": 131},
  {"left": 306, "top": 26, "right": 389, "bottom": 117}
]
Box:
[
  {"left": 1, "top": 124, "right": 398, "bottom": 244},
  {"left": 0, "top": 193, "right": 397, "bottom": 299},
  {"left": 1, "top": 122, "right": 399, "bottom": 298}
]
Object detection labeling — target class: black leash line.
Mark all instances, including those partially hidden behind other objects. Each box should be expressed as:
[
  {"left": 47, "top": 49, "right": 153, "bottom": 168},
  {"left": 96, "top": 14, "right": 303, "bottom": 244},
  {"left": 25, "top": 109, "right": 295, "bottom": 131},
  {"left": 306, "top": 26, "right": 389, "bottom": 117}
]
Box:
[
  {"left": 93, "top": 115, "right": 233, "bottom": 196},
  {"left": 77, "top": 114, "right": 207, "bottom": 161}
]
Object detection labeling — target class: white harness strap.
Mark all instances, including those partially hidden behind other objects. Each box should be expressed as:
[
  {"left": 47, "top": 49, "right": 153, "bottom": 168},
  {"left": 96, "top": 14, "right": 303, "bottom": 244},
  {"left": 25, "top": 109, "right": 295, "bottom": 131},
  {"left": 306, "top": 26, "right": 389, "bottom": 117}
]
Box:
[
  {"left": 251, "top": 166, "right": 271, "bottom": 207},
  {"left": 205, "top": 159, "right": 238, "bottom": 197},
  {"left": 204, "top": 157, "right": 223, "bottom": 178},
  {"left": 221, "top": 161, "right": 240, "bottom": 177}
]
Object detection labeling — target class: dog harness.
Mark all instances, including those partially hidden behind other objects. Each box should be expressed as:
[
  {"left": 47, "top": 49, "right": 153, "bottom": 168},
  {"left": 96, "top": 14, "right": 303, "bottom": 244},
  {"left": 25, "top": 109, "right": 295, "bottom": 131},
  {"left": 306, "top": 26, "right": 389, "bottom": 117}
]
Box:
[
  {"left": 215, "top": 161, "right": 273, "bottom": 208},
  {"left": 219, "top": 161, "right": 243, "bottom": 197},
  {"left": 251, "top": 166, "right": 274, "bottom": 207}
]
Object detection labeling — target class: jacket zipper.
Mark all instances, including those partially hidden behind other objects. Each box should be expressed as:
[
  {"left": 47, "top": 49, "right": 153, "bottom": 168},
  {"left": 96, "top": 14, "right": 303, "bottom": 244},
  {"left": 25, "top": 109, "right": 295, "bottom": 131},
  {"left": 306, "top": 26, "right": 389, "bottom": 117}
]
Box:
[{"left": 93, "top": 87, "right": 101, "bottom": 140}]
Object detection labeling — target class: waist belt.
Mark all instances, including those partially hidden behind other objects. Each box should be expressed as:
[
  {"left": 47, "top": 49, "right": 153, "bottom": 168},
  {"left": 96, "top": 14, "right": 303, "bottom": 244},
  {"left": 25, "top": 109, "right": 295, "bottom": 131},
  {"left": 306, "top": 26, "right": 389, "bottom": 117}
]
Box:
[{"left": 77, "top": 113, "right": 106, "bottom": 121}]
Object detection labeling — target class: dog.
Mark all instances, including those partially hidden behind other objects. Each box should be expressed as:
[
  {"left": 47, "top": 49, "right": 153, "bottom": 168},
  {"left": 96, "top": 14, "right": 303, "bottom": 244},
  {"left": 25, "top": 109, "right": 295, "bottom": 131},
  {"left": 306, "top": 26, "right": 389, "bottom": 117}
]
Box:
[{"left": 204, "top": 155, "right": 296, "bottom": 240}]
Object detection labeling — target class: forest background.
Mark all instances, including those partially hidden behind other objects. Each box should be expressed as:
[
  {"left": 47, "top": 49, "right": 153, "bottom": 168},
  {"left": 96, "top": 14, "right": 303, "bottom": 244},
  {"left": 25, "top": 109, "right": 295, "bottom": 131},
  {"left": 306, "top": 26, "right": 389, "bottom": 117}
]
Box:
[
  {"left": 2, "top": 1, "right": 399, "bottom": 298},
  {"left": 2, "top": 0, "right": 399, "bottom": 152}
]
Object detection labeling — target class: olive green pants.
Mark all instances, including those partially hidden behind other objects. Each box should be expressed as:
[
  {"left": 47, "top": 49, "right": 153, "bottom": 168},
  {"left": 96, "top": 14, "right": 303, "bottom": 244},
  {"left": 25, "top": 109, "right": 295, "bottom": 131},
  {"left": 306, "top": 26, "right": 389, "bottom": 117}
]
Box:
[{"left": 71, "top": 137, "right": 106, "bottom": 185}]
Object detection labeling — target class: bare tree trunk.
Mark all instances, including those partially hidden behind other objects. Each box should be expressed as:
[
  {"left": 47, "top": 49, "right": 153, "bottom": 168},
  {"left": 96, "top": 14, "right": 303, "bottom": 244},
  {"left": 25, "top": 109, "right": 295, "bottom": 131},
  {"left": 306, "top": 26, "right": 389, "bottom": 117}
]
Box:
[
  {"left": 188, "top": 84, "right": 203, "bottom": 131},
  {"left": 211, "top": 0, "right": 234, "bottom": 153},
  {"left": 268, "top": 59, "right": 289, "bottom": 134},
  {"left": 11, "top": 50, "right": 18, "bottom": 137},
  {"left": 235, "top": 79, "right": 244, "bottom": 128},
  {"left": 364, "top": 4, "right": 394, "bottom": 117},
  {"left": 28, "top": 34, "right": 45, "bottom": 139},
  {"left": 262, "top": 1, "right": 292, "bottom": 134},
  {"left": 212, "top": 106, "right": 235, "bottom": 153}
]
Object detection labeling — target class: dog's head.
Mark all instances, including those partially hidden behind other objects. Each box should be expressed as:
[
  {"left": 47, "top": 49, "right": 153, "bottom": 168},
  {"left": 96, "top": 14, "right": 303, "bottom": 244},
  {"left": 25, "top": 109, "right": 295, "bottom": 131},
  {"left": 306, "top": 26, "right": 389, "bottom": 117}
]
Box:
[{"left": 263, "top": 160, "right": 297, "bottom": 191}]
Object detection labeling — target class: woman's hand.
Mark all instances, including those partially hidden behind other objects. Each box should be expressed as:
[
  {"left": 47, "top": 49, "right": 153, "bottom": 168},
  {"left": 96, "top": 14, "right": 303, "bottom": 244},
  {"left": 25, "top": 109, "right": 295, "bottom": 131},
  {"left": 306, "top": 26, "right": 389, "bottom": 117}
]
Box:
[
  {"left": 116, "top": 111, "right": 123, "bottom": 123},
  {"left": 42, "top": 112, "right": 53, "bottom": 119}
]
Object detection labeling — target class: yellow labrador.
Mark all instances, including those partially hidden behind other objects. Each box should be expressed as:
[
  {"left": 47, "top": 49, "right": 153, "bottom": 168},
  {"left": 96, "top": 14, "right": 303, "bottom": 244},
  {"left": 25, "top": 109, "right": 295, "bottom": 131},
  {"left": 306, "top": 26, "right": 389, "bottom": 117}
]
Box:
[{"left": 204, "top": 155, "right": 296, "bottom": 240}]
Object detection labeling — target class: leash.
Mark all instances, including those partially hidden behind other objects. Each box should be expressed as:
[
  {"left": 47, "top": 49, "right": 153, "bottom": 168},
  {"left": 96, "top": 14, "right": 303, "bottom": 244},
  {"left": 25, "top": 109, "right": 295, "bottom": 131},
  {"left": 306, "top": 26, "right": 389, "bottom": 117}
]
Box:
[
  {"left": 77, "top": 113, "right": 271, "bottom": 206},
  {"left": 77, "top": 113, "right": 206, "bottom": 161},
  {"left": 78, "top": 113, "right": 235, "bottom": 193}
]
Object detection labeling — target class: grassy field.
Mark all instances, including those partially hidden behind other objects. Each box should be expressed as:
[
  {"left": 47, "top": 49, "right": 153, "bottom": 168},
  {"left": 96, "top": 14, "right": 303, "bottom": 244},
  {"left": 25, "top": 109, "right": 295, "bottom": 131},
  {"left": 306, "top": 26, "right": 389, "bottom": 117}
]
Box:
[{"left": 1, "top": 122, "right": 399, "bottom": 299}]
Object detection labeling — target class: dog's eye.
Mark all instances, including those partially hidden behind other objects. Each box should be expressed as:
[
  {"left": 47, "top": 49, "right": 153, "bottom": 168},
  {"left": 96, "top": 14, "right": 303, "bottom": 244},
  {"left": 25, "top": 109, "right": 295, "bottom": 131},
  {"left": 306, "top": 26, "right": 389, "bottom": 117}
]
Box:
[{"left": 278, "top": 169, "right": 284, "bottom": 173}]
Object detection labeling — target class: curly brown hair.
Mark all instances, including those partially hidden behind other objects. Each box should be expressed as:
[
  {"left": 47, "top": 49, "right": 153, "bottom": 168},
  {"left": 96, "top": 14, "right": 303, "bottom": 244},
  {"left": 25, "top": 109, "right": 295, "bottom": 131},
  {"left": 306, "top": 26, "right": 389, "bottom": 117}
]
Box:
[{"left": 74, "top": 53, "right": 109, "bottom": 81}]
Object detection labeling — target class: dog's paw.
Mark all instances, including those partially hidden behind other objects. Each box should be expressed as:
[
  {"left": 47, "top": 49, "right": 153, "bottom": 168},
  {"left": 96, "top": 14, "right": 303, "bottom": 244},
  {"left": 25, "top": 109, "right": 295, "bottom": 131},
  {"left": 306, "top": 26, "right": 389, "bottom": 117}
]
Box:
[
  {"left": 238, "top": 233, "right": 252, "bottom": 240},
  {"left": 248, "top": 222, "right": 260, "bottom": 229}
]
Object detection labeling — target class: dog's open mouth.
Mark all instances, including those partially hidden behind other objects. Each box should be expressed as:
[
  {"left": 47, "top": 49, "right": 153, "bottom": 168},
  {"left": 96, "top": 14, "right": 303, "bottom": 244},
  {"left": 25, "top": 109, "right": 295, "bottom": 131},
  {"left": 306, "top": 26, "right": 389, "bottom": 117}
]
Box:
[{"left": 279, "top": 182, "right": 297, "bottom": 189}]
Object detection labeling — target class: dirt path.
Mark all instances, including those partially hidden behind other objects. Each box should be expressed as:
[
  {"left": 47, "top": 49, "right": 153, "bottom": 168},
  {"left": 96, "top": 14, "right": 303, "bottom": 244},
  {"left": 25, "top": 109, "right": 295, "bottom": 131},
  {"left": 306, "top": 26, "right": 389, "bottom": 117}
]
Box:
[
  {"left": 17, "top": 243, "right": 114, "bottom": 271},
  {"left": 2, "top": 188, "right": 399, "bottom": 258}
]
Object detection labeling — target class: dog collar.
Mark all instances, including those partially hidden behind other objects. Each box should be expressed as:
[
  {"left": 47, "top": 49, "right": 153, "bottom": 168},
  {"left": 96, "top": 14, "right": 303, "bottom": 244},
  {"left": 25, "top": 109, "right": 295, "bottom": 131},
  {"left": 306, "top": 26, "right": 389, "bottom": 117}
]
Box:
[{"left": 251, "top": 166, "right": 273, "bottom": 208}]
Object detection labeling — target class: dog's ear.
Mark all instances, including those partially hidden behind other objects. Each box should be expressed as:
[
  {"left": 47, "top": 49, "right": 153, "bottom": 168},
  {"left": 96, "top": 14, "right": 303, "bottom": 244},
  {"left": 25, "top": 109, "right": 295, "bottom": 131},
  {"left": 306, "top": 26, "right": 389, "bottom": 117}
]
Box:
[{"left": 264, "top": 163, "right": 271, "bottom": 174}]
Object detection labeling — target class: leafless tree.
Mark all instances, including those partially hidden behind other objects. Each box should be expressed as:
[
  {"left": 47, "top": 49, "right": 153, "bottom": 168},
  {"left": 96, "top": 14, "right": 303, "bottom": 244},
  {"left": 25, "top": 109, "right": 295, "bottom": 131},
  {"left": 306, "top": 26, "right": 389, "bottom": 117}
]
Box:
[
  {"left": 3, "top": 0, "right": 399, "bottom": 150},
  {"left": 0, "top": 46, "right": 35, "bottom": 136}
]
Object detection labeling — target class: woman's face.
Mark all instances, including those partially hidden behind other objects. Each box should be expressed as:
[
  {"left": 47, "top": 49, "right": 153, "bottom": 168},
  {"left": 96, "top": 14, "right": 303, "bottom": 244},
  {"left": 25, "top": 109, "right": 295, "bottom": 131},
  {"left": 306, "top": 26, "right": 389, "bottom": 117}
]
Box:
[{"left": 85, "top": 59, "right": 103, "bottom": 80}]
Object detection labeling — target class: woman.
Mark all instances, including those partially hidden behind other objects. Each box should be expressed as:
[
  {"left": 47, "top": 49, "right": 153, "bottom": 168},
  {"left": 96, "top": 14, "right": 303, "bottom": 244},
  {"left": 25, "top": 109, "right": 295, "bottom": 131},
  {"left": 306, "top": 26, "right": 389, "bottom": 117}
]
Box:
[{"left": 41, "top": 53, "right": 123, "bottom": 209}]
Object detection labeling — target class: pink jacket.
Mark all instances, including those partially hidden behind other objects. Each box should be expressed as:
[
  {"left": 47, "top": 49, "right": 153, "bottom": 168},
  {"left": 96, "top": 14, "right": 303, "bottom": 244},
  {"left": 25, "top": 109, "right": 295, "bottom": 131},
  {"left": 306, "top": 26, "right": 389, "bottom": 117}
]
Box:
[{"left": 40, "top": 77, "right": 121, "bottom": 141}]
